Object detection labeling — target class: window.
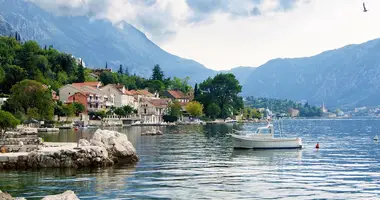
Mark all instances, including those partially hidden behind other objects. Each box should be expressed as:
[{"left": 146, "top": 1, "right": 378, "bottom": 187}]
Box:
[
  {"left": 260, "top": 128, "right": 272, "bottom": 134},
  {"left": 144, "top": 108, "right": 147, "bottom": 114}
]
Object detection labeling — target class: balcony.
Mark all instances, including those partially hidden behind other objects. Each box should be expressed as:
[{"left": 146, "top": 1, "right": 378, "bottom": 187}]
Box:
[
  {"left": 87, "top": 98, "right": 102, "bottom": 103},
  {"left": 105, "top": 101, "right": 114, "bottom": 107}
]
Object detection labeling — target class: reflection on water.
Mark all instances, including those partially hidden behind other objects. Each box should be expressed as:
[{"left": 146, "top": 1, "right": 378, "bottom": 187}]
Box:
[{"left": 2, "top": 120, "right": 380, "bottom": 199}]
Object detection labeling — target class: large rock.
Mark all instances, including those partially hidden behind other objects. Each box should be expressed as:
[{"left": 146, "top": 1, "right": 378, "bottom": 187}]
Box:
[
  {"left": 41, "top": 190, "right": 79, "bottom": 200},
  {"left": 0, "top": 129, "right": 138, "bottom": 170},
  {"left": 0, "top": 190, "right": 26, "bottom": 200},
  {"left": 89, "top": 129, "right": 139, "bottom": 164}
]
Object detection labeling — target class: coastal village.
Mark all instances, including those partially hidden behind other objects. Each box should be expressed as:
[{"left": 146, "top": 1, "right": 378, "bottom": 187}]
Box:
[{"left": 58, "top": 78, "right": 193, "bottom": 126}]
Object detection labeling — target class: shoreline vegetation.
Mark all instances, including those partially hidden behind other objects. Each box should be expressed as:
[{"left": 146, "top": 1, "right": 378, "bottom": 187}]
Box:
[{"left": 0, "top": 35, "right": 329, "bottom": 131}]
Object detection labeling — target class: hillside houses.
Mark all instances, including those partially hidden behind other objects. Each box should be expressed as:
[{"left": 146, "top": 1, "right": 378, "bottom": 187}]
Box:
[{"left": 58, "top": 82, "right": 189, "bottom": 122}]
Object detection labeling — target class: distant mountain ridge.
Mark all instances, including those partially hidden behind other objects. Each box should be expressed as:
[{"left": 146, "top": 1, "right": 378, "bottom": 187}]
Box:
[
  {"left": 241, "top": 38, "right": 380, "bottom": 108},
  {"left": 2, "top": 0, "right": 380, "bottom": 109},
  {"left": 0, "top": 0, "right": 216, "bottom": 85}
]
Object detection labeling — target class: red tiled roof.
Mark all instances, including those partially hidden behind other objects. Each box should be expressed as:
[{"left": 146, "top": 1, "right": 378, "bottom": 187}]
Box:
[
  {"left": 137, "top": 90, "right": 153, "bottom": 96},
  {"left": 72, "top": 82, "right": 100, "bottom": 88},
  {"left": 167, "top": 90, "right": 187, "bottom": 99},
  {"left": 124, "top": 90, "right": 135, "bottom": 96},
  {"left": 147, "top": 98, "right": 171, "bottom": 107},
  {"left": 128, "top": 90, "right": 140, "bottom": 95}
]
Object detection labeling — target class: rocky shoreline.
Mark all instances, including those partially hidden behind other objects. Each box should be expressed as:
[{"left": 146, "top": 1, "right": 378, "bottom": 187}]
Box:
[
  {"left": 0, "top": 129, "right": 139, "bottom": 170},
  {"left": 0, "top": 190, "right": 79, "bottom": 200}
]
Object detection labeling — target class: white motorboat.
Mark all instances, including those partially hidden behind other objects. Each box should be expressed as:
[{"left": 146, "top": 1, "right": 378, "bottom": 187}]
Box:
[{"left": 230, "top": 123, "right": 302, "bottom": 149}]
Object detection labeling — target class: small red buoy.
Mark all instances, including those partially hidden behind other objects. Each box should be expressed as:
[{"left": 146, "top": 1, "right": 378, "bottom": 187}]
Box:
[
  {"left": 315, "top": 143, "right": 320, "bottom": 149},
  {"left": 74, "top": 127, "right": 78, "bottom": 131}
]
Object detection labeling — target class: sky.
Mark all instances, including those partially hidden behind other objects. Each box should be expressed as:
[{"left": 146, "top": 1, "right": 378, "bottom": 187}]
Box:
[{"left": 29, "top": 0, "right": 380, "bottom": 70}]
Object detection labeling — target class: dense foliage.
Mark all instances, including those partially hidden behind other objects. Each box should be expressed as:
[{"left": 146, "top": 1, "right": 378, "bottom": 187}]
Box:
[
  {"left": 167, "top": 101, "right": 182, "bottom": 118},
  {"left": 196, "top": 73, "right": 243, "bottom": 119},
  {"left": 98, "top": 63, "right": 192, "bottom": 95},
  {"left": 0, "top": 110, "right": 20, "bottom": 134},
  {"left": 2, "top": 80, "right": 54, "bottom": 121},
  {"left": 185, "top": 101, "right": 203, "bottom": 117},
  {"left": 245, "top": 97, "right": 322, "bottom": 117},
  {"left": 0, "top": 36, "right": 91, "bottom": 93},
  {"left": 242, "top": 107, "right": 262, "bottom": 119}
]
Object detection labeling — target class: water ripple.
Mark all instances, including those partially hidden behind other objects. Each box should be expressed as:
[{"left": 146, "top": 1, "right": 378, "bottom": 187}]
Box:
[{"left": 2, "top": 119, "right": 380, "bottom": 199}]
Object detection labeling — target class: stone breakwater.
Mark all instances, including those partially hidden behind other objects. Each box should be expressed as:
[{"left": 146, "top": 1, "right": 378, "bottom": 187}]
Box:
[{"left": 0, "top": 129, "right": 139, "bottom": 170}]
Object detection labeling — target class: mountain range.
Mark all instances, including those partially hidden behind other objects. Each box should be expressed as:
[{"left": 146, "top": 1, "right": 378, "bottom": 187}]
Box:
[
  {"left": 1, "top": 0, "right": 380, "bottom": 109},
  {"left": 241, "top": 38, "right": 380, "bottom": 108},
  {"left": 0, "top": 0, "right": 217, "bottom": 85}
]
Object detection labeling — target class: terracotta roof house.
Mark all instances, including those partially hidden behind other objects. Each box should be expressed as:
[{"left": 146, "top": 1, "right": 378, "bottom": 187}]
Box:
[
  {"left": 72, "top": 82, "right": 102, "bottom": 88},
  {"left": 59, "top": 82, "right": 103, "bottom": 105},
  {"left": 163, "top": 90, "right": 190, "bottom": 104},
  {"left": 138, "top": 98, "right": 171, "bottom": 117}
]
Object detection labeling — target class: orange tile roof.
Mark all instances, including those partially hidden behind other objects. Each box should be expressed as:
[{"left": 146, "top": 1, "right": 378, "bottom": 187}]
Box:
[
  {"left": 124, "top": 90, "right": 135, "bottom": 95},
  {"left": 147, "top": 98, "right": 171, "bottom": 108},
  {"left": 128, "top": 90, "right": 140, "bottom": 95},
  {"left": 167, "top": 90, "right": 187, "bottom": 99},
  {"left": 72, "top": 82, "right": 100, "bottom": 88},
  {"left": 137, "top": 90, "right": 154, "bottom": 96}
]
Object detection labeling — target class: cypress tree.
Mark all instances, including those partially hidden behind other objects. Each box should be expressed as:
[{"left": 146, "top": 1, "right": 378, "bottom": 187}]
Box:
[
  {"left": 105, "top": 62, "right": 108, "bottom": 69},
  {"left": 194, "top": 83, "right": 199, "bottom": 98},
  {"left": 118, "top": 64, "right": 123, "bottom": 75},
  {"left": 77, "top": 59, "right": 85, "bottom": 82}
]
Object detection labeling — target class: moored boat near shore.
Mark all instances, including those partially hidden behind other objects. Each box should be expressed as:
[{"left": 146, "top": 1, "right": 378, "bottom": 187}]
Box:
[{"left": 230, "top": 124, "right": 302, "bottom": 149}]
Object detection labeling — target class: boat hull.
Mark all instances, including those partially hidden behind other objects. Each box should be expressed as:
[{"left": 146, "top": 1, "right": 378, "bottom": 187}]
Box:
[{"left": 231, "top": 135, "right": 302, "bottom": 149}]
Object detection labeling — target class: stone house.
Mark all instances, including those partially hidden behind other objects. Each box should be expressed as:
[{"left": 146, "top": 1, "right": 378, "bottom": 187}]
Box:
[
  {"left": 59, "top": 82, "right": 102, "bottom": 103},
  {"left": 138, "top": 98, "right": 171, "bottom": 123},
  {"left": 100, "top": 84, "right": 135, "bottom": 108},
  {"left": 163, "top": 90, "right": 190, "bottom": 104}
]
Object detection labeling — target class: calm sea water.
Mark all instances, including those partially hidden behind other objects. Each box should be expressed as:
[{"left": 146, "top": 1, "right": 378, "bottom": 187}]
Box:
[{"left": 1, "top": 119, "right": 380, "bottom": 199}]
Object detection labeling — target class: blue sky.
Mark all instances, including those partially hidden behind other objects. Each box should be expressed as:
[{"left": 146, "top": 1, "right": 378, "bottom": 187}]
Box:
[{"left": 30, "top": 0, "right": 380, "bottom": 70}]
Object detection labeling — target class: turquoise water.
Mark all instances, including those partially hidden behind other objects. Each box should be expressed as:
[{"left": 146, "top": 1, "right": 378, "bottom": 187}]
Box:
[{"left": 1, "top": 119, "right": 380, "bottom": 199}]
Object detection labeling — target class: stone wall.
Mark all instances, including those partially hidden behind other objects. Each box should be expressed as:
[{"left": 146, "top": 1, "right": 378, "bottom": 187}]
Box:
[{"left": 1, "top": 131, "right": 43, "bottom": 153}]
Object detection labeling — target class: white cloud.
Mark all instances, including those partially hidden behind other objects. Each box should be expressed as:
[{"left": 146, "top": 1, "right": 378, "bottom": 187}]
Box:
[
  {"left": 161, "top": 0, "right": 380, "bottom": 70},
  {"left": 29, "top": 0, "right": 380, "bottom": 70}
]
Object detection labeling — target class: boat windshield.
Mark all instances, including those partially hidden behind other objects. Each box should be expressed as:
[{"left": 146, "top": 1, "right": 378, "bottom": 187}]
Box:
[{"left": 259, "top": 128, "right": 272, "bottom": 134}]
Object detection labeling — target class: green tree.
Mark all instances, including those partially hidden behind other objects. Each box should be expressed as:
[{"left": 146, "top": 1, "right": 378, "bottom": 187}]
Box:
[
  {"left": 147, "top": 80, "right": 165, "bottom": 94},
  {"left": 62, "top": 104, "right": 75, "bottom": 119},
  {"left": 0, "top": 65, "right": 27, "bottom": 94},
  {"left": 207, "top": 103, "right": 221, "bottom": 120},
  {"left": 73, "top": 102, "right": 85, "bottom": 115},
  {"left": 105, "top": 62, "right": 108, "bottom": 69},
  {"left": 185, "top": 101, "right": 203, "bottom": 117},
  {"left": 0, "top": 110, "right": 20, "bottom": 135},
  {"left": 4, "top": 80, "right": 54, "bottom": 120},
  {"left": 252, "top": 108, "right": 262, "bottom": 119},
  {"left": 197, "top": 73, "right": 242, "bottom": 118},
  {"left": 114, "top": 107, "right": 126, "bottom": 117},
  {"left": 27, "top": 107, "right": 40, "bottom": 120},
  {"left": 77, "top": 59, "right": 85, "bottom": 82},
  {"left": 194, "top": 83, "right": 198, "bottom": 98},
  {"left": 0, "top": 67, "right": 4, "bottom": 83},
  {"left": 123, "top": 105, "right": 134, "bottom": 115},
  {"left": 171, "top": 77, "right": 192, "bottom": 94},
  {"left": 151, "top": 64, "right": 164, "bottom": 81},
  {"left": 168, "top": 101, "right": 182, "bottom": 117},
  {"left": 118, "top": 64, "right": 124, "bottom": 75},
  {"left": 100, "top": 71, "right": 118, "bottom": 85},
  {"left": 243, "top": 107, "right": 253, "bottom": 119}
]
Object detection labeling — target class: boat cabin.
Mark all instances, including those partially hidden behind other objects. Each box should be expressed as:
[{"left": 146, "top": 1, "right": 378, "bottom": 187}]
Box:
[{"left": 255, "top": 124, "right": 274, "bottom": 136}]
